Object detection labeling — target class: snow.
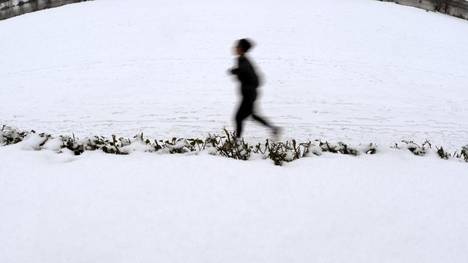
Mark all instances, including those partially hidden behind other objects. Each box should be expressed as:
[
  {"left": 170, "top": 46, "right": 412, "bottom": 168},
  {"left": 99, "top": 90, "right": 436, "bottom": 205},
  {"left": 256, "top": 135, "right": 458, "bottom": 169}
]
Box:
[
  {"left": 20, "top": 133, "right": 48, "bottom": 151},
  {"left": 42, "top": 137, "right": 64, "bottom": 152},
  {"left": 0, "top": 0, "right": 467, "bottom": 148},
  {"left": 1, "top": 144, "right": 468, "bottom": 263},
  {"left": 1, "top": 0, "right": 468, "bottom": 262}
]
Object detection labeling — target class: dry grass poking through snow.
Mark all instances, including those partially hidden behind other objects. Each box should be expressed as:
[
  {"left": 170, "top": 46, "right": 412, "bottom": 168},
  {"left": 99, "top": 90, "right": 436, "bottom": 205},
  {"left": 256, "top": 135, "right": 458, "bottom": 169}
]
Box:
[{"left": 1, "top": 125, "right": 467, "bottom": 166}]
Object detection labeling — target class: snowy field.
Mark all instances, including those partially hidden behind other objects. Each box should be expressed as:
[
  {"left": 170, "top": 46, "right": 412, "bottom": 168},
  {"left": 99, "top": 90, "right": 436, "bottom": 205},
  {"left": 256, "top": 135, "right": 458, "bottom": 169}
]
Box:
[
  {"left": 1, "top": 144, "right": 468, "bottom": 263},
  {"left": 1, "top": 0, "right": 468, "bottom": 262},
  {"left": 0, "top": 0, "right": 467, "bottom": 147}
]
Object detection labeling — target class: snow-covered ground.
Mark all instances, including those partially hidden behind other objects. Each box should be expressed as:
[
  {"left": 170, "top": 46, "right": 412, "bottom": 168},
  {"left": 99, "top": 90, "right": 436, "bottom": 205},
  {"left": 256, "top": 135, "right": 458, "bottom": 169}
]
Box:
[
  {"left": 1, "top": 0, "right": 468, "bottom": 148},
  {"left": 1, "top": 143, "right": 468, "bottom": 263},
  {"left": 1, "top": 0, "right": 468, "bottom": 262}
]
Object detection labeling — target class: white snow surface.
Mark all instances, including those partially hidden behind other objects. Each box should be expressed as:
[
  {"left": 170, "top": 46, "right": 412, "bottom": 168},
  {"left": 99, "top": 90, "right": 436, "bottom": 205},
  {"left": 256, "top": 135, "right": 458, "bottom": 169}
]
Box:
[
  {"left": 1, "top": 144, "right": 468, "bottom": 263},
  {"left": 1, "top": 1, "right": 468, "bottom": 262},
  {"left": 0, "top": 0, "right": 467, "bottom": 148}
]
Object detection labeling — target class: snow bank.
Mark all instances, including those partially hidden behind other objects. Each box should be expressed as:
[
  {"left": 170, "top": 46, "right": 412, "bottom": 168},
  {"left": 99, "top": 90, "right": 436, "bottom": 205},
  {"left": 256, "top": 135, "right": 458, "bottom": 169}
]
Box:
[{"left": 1, "top": 145, "right": 468, "bottom": 263}]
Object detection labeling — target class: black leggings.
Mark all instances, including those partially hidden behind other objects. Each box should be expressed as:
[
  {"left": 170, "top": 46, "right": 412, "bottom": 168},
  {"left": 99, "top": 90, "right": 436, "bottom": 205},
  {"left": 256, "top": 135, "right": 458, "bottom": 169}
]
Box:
[{"left": 235, "top": 92, "right": 272, "bottom": 138}]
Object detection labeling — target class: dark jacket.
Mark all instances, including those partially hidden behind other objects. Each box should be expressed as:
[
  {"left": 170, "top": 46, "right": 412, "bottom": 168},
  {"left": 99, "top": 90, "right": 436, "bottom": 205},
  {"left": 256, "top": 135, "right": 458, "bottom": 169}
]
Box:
[{"left": 230, "top": 56, "right": 260, "bottom": 92}]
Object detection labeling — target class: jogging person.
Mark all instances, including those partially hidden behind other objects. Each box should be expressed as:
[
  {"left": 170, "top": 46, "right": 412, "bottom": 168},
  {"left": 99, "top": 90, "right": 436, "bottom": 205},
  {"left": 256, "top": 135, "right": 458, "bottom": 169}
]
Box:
[{"left": 229, "top": 38, "right": 280, "bottom": 139}]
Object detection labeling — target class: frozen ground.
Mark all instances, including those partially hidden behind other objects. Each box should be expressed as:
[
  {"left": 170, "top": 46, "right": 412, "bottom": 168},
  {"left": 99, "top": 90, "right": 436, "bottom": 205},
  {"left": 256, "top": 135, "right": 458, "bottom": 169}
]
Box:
[
  {"left": 0, "top": 0, "right": 467, "bottom": 148},
  {"left": 1, "top": 0, "right": 468, "bottom": 262},
  {"left": 1, "top": 144, "right": 468, "bottom": 263}
]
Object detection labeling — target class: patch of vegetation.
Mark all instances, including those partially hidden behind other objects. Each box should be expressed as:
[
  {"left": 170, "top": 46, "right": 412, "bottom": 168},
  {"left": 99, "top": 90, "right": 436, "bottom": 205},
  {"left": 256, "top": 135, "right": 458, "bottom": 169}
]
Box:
[{"left": 1, "top": 125, "right": 467, "bottom": 165}]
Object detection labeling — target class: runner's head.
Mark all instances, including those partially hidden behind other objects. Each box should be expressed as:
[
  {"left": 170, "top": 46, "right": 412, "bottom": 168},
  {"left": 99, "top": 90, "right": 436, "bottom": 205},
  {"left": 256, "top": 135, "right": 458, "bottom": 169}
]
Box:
[{"left": 235, "top": 38, "right": 254, "bottom": 55}]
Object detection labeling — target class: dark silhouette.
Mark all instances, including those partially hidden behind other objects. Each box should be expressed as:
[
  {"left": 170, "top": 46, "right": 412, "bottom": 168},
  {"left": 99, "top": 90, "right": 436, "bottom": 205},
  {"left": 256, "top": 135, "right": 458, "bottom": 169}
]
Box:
[{"left": 229, "top": 38, "right": 280, "bottom": 139}]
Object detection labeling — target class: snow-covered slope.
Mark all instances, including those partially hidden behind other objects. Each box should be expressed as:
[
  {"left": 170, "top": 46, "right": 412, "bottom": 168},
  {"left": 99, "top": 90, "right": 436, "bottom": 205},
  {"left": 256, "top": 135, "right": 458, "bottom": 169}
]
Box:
[{"left": 0, "top": 0, "right": 467, "bottom": 148}]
